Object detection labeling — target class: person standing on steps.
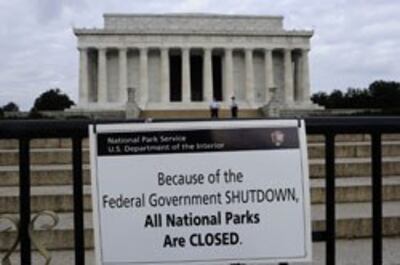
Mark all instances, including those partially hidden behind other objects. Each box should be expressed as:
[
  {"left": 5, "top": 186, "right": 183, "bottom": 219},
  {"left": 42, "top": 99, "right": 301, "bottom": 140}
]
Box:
[
  {"left": 209, "top": 98, "right": 220, "bottom": 119},
  {"left": 230, "top": 96, "right": 238, "bottom": 118}
]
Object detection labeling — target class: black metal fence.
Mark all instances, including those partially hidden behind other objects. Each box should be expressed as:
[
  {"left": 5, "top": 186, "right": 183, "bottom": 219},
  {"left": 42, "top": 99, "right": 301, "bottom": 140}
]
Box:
[{"left": 1, "top": 117, "right": 400, "bottom": 265}]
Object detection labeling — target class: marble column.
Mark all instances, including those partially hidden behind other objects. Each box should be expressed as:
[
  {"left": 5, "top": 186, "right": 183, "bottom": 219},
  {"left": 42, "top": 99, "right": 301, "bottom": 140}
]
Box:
[
  {"left": 284, "top": 49, "right": 294, "bottom": 104},
  {"left": 97, "top": 48, "right": 107, "bottom": 103},
  {"left": 224, "top": 48, "right": 234, "bottom": 101},
  {"left": 78, "top": 48, "right": 89, "bottom": 104},
  {"left": 294, "top": 52, "right": 302, "bottom": 102},
  {"left": 264, "top": 48, "right": 274, "bottom": 103},
  {"left": 160, "top": 47, "right": 170, "bottom": 102},
  {"left": 182, "top": 48, "right": 191, "bottom": 102},
  {"left": 119, "top": 48, "right": 128, "bottom": 103},
  {"left": 139, "top": 47, "right": 149, "bottom": 104},
  {"left": 245, "top": 48, "right": 255, "bottom": 102},
  {"left": 300, "top": 49, "right": 311, "bottom": 104}
]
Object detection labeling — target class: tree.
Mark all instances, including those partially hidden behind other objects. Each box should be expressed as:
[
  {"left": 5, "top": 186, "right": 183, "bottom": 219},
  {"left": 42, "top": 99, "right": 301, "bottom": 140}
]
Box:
[
  {"left": 368, "top": 80, "right": 400, "bottom": 108},
  {"left": 311, "top": 80, "right": 400, "bottom": 110},
  {"left": 311, "top": 92, "right": 328, "bottom": 106},
  {"left": 2, "top": 102, "right": 19, "bottom": 112},
  {"left": 327, "top": 90, "right": 345, "bottom": 108},
  {"left": 31, "top": 88, "right": 74, "bottom": 111},
  {"left": 343, "top": 88, "right": 371, "bottom": 108}
]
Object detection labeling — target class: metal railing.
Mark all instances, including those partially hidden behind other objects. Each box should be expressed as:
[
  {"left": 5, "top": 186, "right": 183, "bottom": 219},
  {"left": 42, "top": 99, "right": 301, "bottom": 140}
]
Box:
[{"left": 1, "top": 117, "right": 400, "bottom": 265}]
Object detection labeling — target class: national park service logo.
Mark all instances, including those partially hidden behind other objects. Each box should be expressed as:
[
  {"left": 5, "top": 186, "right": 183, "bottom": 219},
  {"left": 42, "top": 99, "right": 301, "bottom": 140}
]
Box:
[{"left": 270, "top": 130, "right": 285, "bottom": 147}]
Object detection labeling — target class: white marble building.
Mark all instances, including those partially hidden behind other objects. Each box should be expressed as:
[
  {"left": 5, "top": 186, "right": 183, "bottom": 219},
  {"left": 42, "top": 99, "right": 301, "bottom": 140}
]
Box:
[{"left": 74, "top": 14, "right": 314, "bottom": 113}]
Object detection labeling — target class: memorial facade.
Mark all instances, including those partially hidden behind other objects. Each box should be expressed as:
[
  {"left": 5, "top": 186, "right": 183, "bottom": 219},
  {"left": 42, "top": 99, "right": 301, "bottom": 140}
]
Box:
[{"left": 74, "top": 14, "right": 314, "bottom": 114}]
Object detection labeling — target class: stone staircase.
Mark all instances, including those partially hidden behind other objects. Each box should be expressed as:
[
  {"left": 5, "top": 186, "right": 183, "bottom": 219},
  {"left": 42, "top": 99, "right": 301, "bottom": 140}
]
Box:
[
  {"left": 140, "top": 108, "right": 263, "bottom": 119},
  {"left": 1, "top": 134, "right": 400, "bottom": 263}
]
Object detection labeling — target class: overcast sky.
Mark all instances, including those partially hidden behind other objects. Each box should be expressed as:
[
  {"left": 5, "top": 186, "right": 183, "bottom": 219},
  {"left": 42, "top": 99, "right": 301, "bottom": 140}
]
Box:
[{"left": 1, "top": 0, "right": 399, "bottom": 110}]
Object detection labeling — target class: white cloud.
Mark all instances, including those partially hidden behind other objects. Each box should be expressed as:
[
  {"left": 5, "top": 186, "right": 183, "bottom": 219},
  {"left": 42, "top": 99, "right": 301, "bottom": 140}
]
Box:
[{"left": 0, "top": 0, "right": 399, "bottom": 109}]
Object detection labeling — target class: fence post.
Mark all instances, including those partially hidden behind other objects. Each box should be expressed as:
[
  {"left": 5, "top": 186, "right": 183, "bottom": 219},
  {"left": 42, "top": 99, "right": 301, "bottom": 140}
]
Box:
[
  {"left": 371, "top": 133, "right": 382, "bottom": 265},
  {"left": 325, "top": 134, "right": 335, "bottom": 265},
  {"left": 19, "top": 138, "right": 31, "bottom": 264},
  {"left": 73, "top": 137, "right": 85, "bottom": 265}
]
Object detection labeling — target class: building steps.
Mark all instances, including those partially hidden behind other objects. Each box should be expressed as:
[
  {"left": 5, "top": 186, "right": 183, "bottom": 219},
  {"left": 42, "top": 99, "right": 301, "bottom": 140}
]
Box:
[
  {"left": 1, "top": 138, "right": 400, "bottom": 165},
  {"left": 1, "top": 175, "right": 399, "bottom": 214},
  {"left": 1, "top": 141, "right": 400, "bottom": 167},
  {"left": 140, "top": 109, "right": 263, "bottom": 119},
  {"left": 0, "top": 134, "right": 400, "bottom": 149},
  {"left": 2, "top": 155, "right": 400, "bottom": 187},
  {"left": 1, "top": 134, "right": 400, "bottom": 257},
  {"left": 1, "top": 202, "right": 400, "bottom": 251}
]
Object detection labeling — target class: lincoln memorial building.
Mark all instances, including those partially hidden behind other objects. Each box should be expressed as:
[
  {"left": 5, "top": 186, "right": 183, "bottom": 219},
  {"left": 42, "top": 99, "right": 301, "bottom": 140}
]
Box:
[{"left": 74, "top": 14, "right": 315, "bottom": 117}]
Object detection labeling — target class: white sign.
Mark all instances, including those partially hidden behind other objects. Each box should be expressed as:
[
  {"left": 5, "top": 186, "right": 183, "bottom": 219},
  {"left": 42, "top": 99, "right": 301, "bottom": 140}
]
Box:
[{"left": 89, "top": 120, "right": 312, "bottom": 265}]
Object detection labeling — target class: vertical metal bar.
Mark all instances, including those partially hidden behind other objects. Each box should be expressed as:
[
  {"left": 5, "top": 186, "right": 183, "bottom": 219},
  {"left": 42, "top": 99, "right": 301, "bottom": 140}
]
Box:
[
  {"left": 73, "top": 137, "right": 85, "bottom": 265},
  {"left": 326, "top": 134, "right": 335, "bottom": 265},
  {"left": 372, "top": 133, "right": 382, "bottom": 265},
  {"left": 19, "top": 138, "right": 31, "bottom": 264}
]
